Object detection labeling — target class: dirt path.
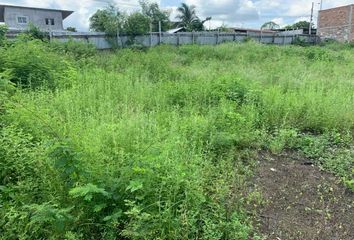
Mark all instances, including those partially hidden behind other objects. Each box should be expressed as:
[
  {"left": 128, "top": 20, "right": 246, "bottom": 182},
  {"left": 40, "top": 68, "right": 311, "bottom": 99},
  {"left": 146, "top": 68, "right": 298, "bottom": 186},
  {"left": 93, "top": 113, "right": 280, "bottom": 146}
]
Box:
[{"left": 251, "top": 152, "right": 354, "bottom": 240}]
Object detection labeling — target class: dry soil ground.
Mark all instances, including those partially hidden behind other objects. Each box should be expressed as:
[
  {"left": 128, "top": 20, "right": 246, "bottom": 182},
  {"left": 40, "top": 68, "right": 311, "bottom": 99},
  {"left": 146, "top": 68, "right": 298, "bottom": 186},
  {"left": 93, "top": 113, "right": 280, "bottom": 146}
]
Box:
[{"left": 251, "top": 152, "right": 354, "bottom": 240}]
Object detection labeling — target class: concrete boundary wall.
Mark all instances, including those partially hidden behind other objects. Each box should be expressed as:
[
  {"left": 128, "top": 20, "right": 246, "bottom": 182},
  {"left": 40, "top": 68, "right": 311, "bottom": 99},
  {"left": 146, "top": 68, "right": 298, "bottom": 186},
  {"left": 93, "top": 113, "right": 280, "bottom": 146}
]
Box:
[{"left": 7, "top": 30, "right": 319, "bottom": 49}]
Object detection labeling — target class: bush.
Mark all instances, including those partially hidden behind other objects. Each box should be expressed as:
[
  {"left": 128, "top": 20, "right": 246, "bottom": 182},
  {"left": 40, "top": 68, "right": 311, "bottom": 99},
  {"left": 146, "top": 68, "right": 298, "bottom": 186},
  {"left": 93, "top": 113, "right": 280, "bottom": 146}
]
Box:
[
  {"left": 0, "top": 125, "right": 56, "bottom": 239},
  {"left": 0, "top": 39, "right": 76, "bottom": 90},
  {"left": 25, "top": 24, "right": 49, "bottom": 41},
  {"left": 0, "top": 24, "right": 8, "bottom": 46},
  {"left": 50, "top": 39, "right": 97, "bottom": 59}
]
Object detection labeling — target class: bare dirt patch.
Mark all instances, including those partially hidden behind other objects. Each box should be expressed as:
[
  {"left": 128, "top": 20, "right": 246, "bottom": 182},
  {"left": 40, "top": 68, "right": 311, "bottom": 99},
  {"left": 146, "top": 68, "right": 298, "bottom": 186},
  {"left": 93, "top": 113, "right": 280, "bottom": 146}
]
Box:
[{"left": 251, "top": 152, "right": 354, "bottom": 240}]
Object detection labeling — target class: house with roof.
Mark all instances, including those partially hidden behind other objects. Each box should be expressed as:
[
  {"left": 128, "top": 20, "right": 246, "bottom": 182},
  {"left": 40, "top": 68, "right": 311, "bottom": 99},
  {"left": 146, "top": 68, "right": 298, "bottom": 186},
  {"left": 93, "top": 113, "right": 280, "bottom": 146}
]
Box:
[
  {"left": 231, "top": 27, "right": 276, "bottom": 36},
  {"left": 0, "top": 4, "right": 73, "bottom": 31}
]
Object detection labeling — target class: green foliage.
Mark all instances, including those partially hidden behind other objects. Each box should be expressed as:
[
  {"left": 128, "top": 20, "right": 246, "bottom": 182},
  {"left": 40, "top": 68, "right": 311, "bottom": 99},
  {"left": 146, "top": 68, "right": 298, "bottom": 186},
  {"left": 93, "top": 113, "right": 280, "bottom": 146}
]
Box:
[
  {"left": 1, "top": 41, "right": 354, "bottom": 239},
  {"left": 0, "top": 70, "right": 16, "bottom": 97},
  {"left": 25, "top": 203, "right": 74, "bottom": 235},
  {"left": 268, "top": 128, "right": 298, "bottom": 154},
  {"left": 49, "top": 141, "right": 84, "bottom": 187},
  {"left": 0, "top": 125, "right": 57, "bottom": 239},
  {"left": 261, "top": 21, "right": 280, "bottom": 30},
  {"left": 89, "top": 5, "right": 125, "bottom": 34},
  {"left": 176, "top": 3, "right": 205, "bottom": 31},
  {"left": 0, "top": 39, "right": 76, "bottom": 90},
  {"left": 285, "top": 20, "right": 313, "bottom": 30},
  {"left": 124, "top": 12, "right": 150, "bottom": 43},
  {"left": 320, "top": 39, "right": 354, "bottom": 50},
  {"left": 0, "top": 125, "right": 41, "bottom": 187},
  {"left": 25, "top": 23, "right": 49, "bottom": 41},
  {"left": 66, "top": 27, "right": 77, "bottom": 32},
  {"left": 50, "top": 39, "right": 96, "bottom": 59},
  {"left": 89, "top": 5, "right": 152, "bottom": 47},
  {"left": 140, "top": 0, "right": 171, "bottom": 32},
  {"left": 69, "top": 184, "right": 110, "bottom": 201},
  {"left": 344, "top": 169, "right": 354, "bottom": 191},
  {"left": 0, "top": 24, "right": 8, "bottom": 46},
  {"left": 292, "top": 36, "right": 311, "bottom": 46}
]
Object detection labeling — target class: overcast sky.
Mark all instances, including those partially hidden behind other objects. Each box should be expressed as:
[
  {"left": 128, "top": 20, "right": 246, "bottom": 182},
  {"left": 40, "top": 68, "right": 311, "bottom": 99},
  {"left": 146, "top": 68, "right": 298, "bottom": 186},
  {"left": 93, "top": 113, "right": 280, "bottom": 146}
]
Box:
[{"left": 1, "top": 0, "right": 354, "bottom": 30}]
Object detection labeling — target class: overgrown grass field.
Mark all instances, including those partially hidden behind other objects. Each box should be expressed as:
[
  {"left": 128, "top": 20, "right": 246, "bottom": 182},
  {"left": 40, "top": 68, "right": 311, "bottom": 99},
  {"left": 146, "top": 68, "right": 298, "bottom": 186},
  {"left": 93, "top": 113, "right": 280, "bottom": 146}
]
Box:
[{"left": 1, "top": 38, "right": 353, "bottom": 239}]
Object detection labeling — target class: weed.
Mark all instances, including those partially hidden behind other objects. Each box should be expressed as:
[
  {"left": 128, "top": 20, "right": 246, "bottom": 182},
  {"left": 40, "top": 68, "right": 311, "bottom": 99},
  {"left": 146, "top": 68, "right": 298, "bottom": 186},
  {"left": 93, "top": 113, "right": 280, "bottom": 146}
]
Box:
[{"left": 1, "top": 40, "right": 354, "bottom": 239}]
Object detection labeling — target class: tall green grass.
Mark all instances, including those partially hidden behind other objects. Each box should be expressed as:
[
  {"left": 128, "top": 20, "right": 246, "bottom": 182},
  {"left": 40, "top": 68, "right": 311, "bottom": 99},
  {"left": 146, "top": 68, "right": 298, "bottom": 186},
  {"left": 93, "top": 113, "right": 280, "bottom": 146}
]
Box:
[{"left": 1, "top": 41, "right": 353, "bottom": 239}]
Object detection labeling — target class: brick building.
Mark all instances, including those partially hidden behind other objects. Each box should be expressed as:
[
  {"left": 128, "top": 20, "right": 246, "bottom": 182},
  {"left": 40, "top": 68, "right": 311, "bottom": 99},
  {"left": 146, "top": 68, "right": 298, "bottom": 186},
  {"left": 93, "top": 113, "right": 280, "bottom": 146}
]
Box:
[{"left": 317, "top": 4, "right": 354, "bottom": 42}]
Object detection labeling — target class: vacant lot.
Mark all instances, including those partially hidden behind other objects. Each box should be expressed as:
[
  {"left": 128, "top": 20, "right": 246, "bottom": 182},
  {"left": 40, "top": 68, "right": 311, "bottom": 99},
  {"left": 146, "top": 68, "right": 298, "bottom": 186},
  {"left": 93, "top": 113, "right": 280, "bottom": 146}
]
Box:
[{"left": 1, "top": 40, "right": 353, "bottom": 239}]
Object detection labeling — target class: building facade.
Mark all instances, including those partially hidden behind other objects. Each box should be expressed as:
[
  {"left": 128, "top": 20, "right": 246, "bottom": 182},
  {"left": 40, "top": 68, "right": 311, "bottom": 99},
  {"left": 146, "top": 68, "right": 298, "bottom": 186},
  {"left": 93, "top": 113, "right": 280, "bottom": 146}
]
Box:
[
  {"left": 0, "top": 5, "right": 73, "bottom": 31},
  {"left": 318, "top": 4, "right": 354, "bottom": 42}
]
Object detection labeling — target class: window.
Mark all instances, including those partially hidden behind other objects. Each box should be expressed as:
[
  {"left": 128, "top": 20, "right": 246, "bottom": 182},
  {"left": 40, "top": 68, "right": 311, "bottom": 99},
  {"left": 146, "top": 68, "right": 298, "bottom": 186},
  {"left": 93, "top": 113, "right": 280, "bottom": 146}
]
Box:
[
  {"left": 17, "top": 16, "right": 28, "bottom": 24},
  {"left": 45, "top": 18, "right": 55, "bottom": 26}
]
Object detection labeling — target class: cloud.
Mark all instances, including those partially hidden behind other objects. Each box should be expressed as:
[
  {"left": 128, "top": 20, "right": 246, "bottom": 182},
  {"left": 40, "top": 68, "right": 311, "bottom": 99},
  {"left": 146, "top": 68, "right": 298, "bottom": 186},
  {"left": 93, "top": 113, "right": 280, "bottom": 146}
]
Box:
[
  {"left": 2, "top": 0, "right": 354, "bottom": 30},
  {"left": 271, "top": 17, "right": 284, "bottom": 26},
  {"left": 184, "top": 0, "right": 259, "bottom": 27}
]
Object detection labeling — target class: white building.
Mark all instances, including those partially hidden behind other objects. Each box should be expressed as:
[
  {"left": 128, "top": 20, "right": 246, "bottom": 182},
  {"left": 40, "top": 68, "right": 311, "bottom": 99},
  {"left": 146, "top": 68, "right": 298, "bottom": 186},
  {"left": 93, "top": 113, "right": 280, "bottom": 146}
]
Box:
[{"left": 0, "top": 4, "right": 73, "bottom": 31}]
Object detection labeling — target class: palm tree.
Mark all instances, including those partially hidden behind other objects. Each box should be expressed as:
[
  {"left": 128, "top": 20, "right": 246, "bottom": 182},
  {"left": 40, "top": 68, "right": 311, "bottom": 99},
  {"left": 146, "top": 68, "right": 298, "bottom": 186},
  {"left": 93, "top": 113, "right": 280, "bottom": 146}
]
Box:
[{"left": 176, "top": 3, "right": 199, "bottom": 30}]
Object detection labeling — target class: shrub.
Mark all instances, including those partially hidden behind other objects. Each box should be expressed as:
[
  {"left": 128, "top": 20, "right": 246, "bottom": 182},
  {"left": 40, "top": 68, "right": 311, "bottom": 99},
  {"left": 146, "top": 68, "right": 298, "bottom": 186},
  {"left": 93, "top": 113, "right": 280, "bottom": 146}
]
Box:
[
  {"left": 0, "top": 24, "right": 8, "bottom": 46},
  {"left": 292, "top": 36, "right": 309, "bottom": 46},
  {"left": 25, "top": 24, "right": 49, "bottom": 41},
  {"left": 0, "top": 70, "right": 16, "bottom": 96},
  {"left": 0, "top": 40, "right": 76, "bottom": 90},
  {"left": 50, "top": 39, "right": 97, "bottom": 59},
  {"left": 0, "top": 125, "right": 58, "bottom": 239}
]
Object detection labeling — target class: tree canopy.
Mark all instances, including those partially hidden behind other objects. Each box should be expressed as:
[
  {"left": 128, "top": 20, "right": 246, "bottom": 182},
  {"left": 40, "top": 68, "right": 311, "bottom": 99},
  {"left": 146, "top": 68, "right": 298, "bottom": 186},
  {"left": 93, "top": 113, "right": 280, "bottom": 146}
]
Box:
[
  {"left": 261, "top": 21, "right": 280, "bottom": 30},
  {"left": 139, "top": 0, "right": 171, "bottom": 32},
  {"left": 285, "top": 21, "right": 313, "bottom": 30},
  {"left": 176, "top": 3, "right": 208, "bottom": 31},
  {"left": 89, "top": 5, "right": 125, "bottom": 35},
  {"left": 89, "top": 2, "right": 210, "bottom": 34},
  {"left": 124, "top": 12, "right": 150, "bottom": 37}
]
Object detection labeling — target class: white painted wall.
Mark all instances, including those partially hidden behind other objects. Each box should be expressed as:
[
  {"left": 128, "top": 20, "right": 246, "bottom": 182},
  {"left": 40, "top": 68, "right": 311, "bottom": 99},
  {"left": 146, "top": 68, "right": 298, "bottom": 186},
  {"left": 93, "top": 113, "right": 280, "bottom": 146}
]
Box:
[{"left": 4, "top": 6, "right": 63, "bottom": 31}]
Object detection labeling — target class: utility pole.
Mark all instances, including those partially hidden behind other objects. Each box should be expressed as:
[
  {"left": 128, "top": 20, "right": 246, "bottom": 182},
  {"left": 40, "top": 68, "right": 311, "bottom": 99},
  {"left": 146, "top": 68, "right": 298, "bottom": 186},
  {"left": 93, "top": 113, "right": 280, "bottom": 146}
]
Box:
[
  {"left": 320, "top": 0, "right": 323, "bottom": 10},
  {"left": 309, "top": 2, "right": 314, "bottom": 35},
  {"left": 158, "top": 21, "right": 162, "bottom": 44},
  {"left": 116, "top": 27, "right": 120, "bottom": 48},
  {"left": 150, "top": 22, "right": 152, "bottom": 47}
]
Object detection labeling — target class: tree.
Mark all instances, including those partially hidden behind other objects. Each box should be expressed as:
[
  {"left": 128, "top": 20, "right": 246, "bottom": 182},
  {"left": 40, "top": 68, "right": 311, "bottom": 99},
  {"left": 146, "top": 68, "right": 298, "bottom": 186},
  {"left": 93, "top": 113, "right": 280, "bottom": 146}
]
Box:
[
  {"left": 123, "top": 12, "right": 150, "bottom": 43},
  {"left": 139, "top": 0, "right": 171, "bottom": 32},
  {"left": 176, "top": 3, "right": 203, "bottom": 31},
  {"left": 89, "top": 5, "right": 125, "bottom": 35},
  {"left": 191, "top": 17, "right": 212, "bottom": 31},
  {"left": 285, "top": 21, "right": 313, "bottom": 30},
  {"left": 189, "top": 19, "right": 204, "bottom": 31},
  {"left": 261, "top": 21, "right": 280, "bottom": 30}
]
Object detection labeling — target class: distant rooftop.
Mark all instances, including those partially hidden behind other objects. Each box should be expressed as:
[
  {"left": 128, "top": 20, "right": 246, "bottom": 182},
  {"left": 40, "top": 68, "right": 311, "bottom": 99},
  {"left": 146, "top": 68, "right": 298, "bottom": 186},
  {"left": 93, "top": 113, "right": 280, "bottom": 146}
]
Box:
[
  {"left": 232, "top": 27, "right": 276, "bottom": 33},
  {"left": 166, "top": 27, "right": 186, "bottom": 34},
  {"left": 0, "top": 4, "right": 74, "bottom": 22}
]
